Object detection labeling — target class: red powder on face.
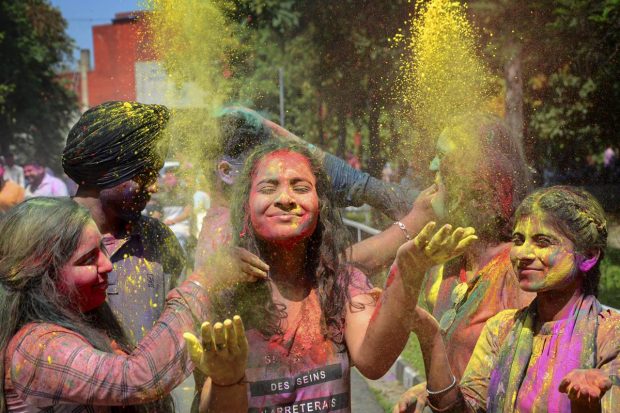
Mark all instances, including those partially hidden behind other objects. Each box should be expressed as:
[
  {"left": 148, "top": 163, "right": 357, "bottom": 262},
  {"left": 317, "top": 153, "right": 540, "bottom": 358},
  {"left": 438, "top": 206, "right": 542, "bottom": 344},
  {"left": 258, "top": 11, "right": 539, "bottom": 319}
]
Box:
[{"left": 249, "top": 150, "right": 319, "bottom": 247}]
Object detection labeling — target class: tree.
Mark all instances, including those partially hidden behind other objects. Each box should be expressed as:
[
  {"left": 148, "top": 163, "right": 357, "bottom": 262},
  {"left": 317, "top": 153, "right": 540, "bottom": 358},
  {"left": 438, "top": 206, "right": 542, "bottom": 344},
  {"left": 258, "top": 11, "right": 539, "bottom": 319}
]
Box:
[{"left": 0, "top": 0, "right": 77, "bottom": 166}]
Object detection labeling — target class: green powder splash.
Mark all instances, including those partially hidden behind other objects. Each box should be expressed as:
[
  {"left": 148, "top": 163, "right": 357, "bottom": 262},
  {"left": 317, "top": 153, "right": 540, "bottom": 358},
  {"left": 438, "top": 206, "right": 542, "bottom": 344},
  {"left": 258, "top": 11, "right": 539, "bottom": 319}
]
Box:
[{"left": 395, "top": 0, "right": 496, "bottom": 163}]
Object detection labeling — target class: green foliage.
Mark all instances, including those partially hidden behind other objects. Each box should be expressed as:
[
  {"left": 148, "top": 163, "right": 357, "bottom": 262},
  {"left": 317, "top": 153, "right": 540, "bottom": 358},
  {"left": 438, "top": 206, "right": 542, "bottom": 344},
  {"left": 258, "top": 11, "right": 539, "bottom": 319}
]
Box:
[
  {"left": 600, "top": 248, "right": 620, "bottom": 308},
  {"left": 0, "top": 0, "right": 77, "bottom": 167},
  {"left": 529, "top": 70, "right": 601, "bottom": 167}
]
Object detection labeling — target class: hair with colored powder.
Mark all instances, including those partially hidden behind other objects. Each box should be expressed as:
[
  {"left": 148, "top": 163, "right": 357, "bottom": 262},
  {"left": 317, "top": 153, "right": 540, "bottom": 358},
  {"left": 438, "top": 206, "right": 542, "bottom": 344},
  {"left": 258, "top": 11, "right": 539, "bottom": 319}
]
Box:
[
  {"left": 514, "top": 185, "right": 607, "bottom": 296},
  {"left": 0, "top": 198, "right": 172, "bottom": 413},
  {"left": 219, "top": 141, "right": 355, "bottom": 343},
  {"left": 439, "top": 113, "right": 532, "bottom": 241}
]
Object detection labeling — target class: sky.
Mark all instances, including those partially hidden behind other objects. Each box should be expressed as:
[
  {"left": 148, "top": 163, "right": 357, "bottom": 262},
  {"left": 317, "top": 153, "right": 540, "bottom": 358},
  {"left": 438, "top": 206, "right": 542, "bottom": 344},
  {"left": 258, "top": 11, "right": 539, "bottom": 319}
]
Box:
[{"left": 49, "top": 0, "right": 144, "bottom": 66}]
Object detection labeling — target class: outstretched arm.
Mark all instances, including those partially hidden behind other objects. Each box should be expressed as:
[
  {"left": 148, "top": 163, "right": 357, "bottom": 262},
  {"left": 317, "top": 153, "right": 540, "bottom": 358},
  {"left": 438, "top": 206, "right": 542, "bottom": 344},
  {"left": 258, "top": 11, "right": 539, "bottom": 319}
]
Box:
[
  {"left": 348, "top": 184, "right": 438, "bottom": 275},
  {"left": 185, "top": 316, "right": 249, "bottom": 413},
  {"left": 345, "top": 222, "right": 477, "bottom": 380}
]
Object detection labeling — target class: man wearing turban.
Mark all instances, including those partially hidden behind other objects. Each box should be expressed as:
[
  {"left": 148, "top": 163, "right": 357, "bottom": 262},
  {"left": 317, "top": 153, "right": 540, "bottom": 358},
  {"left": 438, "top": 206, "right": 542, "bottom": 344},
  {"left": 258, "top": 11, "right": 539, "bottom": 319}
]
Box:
[{"left": 63, "top": 101, "right": 185, "bottom": 343}]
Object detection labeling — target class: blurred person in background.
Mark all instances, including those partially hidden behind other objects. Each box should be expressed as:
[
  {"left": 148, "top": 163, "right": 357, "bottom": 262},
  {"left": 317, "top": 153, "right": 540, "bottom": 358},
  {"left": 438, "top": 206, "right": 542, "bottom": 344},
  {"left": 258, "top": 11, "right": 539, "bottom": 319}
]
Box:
[
  {"left": 0, "top": 158, "right": 24, "bottom": 214},
  {"left": 2, "top": 153, "right": 24, "bottom": 187},
  {"left": 23, "top": 160, "right": 68, "bottom": 198}
]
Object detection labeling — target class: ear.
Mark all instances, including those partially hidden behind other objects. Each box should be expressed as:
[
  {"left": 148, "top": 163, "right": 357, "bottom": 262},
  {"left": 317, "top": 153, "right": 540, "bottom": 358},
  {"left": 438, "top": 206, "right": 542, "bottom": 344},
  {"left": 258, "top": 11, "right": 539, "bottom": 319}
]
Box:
[
  {"left": 217, "top": 160, "right": 234, "bottom": 185},
  {"left": 578, "top": 250, "right": 601, "bottom": 273}
]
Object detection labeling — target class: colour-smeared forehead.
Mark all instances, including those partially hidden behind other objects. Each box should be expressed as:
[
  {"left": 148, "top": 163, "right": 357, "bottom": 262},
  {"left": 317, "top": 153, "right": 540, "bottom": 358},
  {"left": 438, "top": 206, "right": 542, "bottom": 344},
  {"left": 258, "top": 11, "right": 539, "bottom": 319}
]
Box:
[
  {"left": 252, "top": 150, "right": 315, "bottom": 185},
  {"left": 513, "top": 211, "right": 567, "bottom": 240}
]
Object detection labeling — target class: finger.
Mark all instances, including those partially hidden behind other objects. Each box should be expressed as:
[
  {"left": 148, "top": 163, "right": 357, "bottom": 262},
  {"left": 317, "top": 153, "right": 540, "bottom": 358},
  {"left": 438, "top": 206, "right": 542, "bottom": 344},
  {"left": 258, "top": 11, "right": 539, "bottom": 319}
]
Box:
[
  {"left": 461, "top": 227, "right": 476, "bottom": 238},
  {"left": 413, "top": 222, "right": 436, "bottom": 249},
  {"left": 240, "top": 263, "right": 268, "bottom": 281},
  {"left": 224, "top": 319, "right": 237, "bottom": 352},
  {"left": 414, "top": 399, "right": 426, "bottom": 413},
  {"left": 240, "top": 250, "right": 270, "bottom": 273},
  {"left": 447, "top": 227, "right": 465, "bottom": 249},
  {"left": 454, "top": 234, "right": 479, "bottom": 252},
  {"left": 213, "top": 322, "right": 227, "bottom": 352},
  {"left": 183, "top": 332, "right": 204, "bottom": 366},
  {"left": 201, "top": 322, "right": 215, "bottom": 352},
  {"left": 233, "top": 315, "right": 248, "bottom": 353},
  {"left": 558, "top": 377, "right": 571, "bottom": 393},
  {"left": 426, "top": 224, "right": 453, "bottom": 252}
]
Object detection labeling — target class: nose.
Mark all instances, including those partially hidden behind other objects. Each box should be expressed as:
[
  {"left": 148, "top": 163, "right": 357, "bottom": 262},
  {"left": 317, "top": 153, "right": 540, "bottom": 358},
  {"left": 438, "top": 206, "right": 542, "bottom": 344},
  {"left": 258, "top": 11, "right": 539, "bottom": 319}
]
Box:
[
  {"left": 98, "top": 252, "right": 114, "bottom": 275},
  {"left": 274, "top": 188, "right": 297, "bottom": 211},
  {"left": 510, "top": 242, "right": 535, "bottom": 265}
]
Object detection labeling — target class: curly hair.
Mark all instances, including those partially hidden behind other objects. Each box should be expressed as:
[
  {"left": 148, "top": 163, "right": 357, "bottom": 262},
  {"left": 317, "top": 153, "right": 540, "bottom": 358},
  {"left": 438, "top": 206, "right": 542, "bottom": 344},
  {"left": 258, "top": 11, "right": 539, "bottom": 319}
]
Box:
[
  {"left": 215, "top": 141, "right": 355, "bottom": 343},
  {"left": 514, "top": 185, "right": 607, "bottom": 296}
]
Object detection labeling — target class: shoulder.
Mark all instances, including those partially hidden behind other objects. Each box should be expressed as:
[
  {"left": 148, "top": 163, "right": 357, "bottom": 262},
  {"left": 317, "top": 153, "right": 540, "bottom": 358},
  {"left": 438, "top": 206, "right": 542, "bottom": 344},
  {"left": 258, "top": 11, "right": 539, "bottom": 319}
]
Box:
[
  {"left": 485, "top": 308, "right": 521, "bottom": 336},
  {"left": 344, "top": 265, "right": 374, "bottom": 298},
  {"left": 8, "top": 323, "right": 89, "bottom": 359},
  {"left": 136, "top": 215, "right": 185, "bottom": 271},
  {"left": 597, "top": 309, "right": 620, "bottom": 347},
  {"left": 137, "top": 215, "right": 182, "bottom": 246}
]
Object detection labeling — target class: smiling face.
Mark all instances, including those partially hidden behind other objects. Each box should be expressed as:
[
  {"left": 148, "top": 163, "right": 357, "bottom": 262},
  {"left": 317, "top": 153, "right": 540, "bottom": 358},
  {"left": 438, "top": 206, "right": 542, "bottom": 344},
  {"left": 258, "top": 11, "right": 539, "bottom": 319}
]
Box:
[
  {"left": 58, "top": 222, "right": 113, "bottom": 312},
  {"left": 249, "top": 150, "right": 319, "bottom": 247},
  {"left": 23, "top": 164, "right": 46, "bottom": 186},
  {"left": 510, "top": 213, "right": 582, "bottom": 293}
]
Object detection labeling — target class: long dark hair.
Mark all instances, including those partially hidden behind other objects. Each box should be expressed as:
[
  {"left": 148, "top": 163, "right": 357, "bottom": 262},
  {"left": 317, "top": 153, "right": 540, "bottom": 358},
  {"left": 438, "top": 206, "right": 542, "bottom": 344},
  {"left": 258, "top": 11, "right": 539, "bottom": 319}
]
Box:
[
  {"left": 514, "top": 186, "right": 607, "bottom": 296},
  {"left": 0, "top": 198, "right": 171, "bottom": 412},
  {"left": 216, "top": 141, "right": 356, "bottom": 343}
]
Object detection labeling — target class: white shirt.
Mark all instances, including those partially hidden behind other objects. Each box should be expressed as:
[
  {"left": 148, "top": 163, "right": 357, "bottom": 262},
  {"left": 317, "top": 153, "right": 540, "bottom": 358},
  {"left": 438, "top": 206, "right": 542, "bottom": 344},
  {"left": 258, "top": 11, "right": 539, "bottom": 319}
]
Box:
[
  {"left": 4, "top": 165, "right": 25, "bottom": 187},
  {"left": 25, "top": 174, "right": 69, "bottom": 198}
]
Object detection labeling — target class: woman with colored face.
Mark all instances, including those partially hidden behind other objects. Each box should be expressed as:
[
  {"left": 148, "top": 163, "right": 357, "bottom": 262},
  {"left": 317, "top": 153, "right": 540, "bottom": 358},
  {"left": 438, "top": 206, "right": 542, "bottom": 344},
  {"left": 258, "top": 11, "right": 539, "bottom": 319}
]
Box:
[
  {"left": 403, "top": 186, "right": 619, "bottom": 413},
  {"left": 0, "top": 197, "right": 246, "bottom": 413},
  {"left": 396, "top": 115, "right": 535, "bottom": 412},
  {"left": 190, "top": 141, "right": 476, "bottom": 413}
]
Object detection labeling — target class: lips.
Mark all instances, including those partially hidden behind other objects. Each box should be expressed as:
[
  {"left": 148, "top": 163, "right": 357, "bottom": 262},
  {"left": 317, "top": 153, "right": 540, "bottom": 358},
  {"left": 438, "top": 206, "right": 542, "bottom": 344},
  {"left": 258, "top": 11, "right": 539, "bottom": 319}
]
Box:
[
  {"left": 92, "top": 281, "right": 109, "bottom": 291},
  {"left": 517, "top": 267, "right": 543, "bottom": 278}
]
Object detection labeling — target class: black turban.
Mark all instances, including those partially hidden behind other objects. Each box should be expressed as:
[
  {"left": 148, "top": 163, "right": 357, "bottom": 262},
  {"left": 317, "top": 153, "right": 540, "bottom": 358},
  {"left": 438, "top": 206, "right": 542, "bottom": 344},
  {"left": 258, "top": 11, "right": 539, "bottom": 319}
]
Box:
[{"left": 63, "top": 101, "right": 171, "bottom": 189}]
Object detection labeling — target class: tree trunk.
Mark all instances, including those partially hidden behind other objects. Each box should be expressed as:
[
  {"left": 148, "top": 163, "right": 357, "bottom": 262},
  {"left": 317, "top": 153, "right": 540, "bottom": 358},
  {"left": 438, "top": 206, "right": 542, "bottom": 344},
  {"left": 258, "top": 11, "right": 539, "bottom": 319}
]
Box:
[
  {"left": 504, "top": 39, "right": 524, "bottom": 146},
  {"left": 336, "top": 109, "right": 347, "bottom": 158},
  {"left": 366, "top": 100, "right": 382, "bottom": 178},
  {"left": 317, "top": 93, "right": 325, "bottom": 147}
]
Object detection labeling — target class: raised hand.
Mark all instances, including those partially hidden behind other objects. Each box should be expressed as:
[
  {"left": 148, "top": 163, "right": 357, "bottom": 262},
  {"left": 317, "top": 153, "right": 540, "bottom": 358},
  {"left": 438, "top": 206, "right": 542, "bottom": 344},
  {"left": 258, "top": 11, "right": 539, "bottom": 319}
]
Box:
[
  {"left": 559, "top": 369, "right": 612, "bottom": 411},
  {"left": 393, "top": 382, "right": 428, "bottom": 413},
  {"left": 396, "top": 221, "right": 477, "bottom": 288},
  {"left": 196, "top": 247, "right": 269, "bottom": 290},
  {"left": 184, "top": 316, "right": 248, "bottom": 386}
]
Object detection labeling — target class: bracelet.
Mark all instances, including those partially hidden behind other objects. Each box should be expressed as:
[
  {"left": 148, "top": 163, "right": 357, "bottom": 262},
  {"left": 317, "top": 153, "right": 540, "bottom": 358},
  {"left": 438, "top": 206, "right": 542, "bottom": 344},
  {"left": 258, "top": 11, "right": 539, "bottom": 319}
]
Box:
[
  {"left": 426, "top": 394, "right": 460, "bottom": 412},
  {"left": 393, "top": 221, "right": 412, "bottom": 241},
  {"left": 426, "top": 374, "right": 457, "bottom": 396},
  {"left": 212, "top": 374, "right": 247, "bottom": 387}
]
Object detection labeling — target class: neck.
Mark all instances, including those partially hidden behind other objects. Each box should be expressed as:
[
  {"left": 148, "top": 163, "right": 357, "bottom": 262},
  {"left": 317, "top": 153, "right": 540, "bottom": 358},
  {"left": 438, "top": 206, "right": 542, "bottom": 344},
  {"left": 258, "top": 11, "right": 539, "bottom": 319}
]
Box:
[
  {"left": 260, "top": 240, "right": 310, "bottom": 293},
  {"left": 536, "top": 279, "right": 584, "bottom": 323},
  {"left": 74, "top": 187, "right": 125, "bottom": 236}
]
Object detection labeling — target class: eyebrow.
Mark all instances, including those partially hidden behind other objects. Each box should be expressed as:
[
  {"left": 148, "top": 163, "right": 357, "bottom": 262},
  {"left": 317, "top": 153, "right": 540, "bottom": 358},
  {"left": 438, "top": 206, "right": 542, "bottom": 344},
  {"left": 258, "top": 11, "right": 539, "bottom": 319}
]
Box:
[
  {"left": 74, "top": 247, "right": 98, "bottom": 264},
  {"left": 256, "top": 177, "right": 313, "bottom": 186}
]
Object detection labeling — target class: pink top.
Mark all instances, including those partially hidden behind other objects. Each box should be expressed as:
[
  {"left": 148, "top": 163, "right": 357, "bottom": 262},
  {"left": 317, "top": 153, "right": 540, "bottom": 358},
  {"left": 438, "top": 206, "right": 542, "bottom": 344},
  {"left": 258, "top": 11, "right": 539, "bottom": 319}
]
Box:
[{"left": 245, "top": 268, "right": 372, "bottom": 413}]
